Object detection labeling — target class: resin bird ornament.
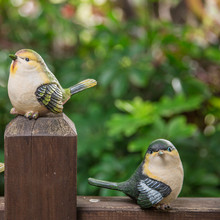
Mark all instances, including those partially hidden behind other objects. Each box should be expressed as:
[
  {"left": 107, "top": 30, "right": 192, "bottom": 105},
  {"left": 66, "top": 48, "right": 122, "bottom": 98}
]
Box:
[
  {"left": 88, "top": 139, "right": 184, "bottom": 209},
  {"left": 0, "top": 163, "right": 4, "bottom": 173},
  {"left": 8, "top": 49, "right": 97, "bottom": 119}
]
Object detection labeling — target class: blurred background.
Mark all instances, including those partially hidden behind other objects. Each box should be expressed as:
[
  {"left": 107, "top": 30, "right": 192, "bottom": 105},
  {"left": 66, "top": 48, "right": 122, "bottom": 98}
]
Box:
[{"left": 0, "top": 0, "right": 220, "bottom": 197}]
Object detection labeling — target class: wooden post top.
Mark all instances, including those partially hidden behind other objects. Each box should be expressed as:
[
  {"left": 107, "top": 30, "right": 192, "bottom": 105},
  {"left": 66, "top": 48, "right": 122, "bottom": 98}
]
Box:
[
  {"left": 4, "top": 113, "right": 77, "bottom": 220},
  {"left": 5, "top": 113, "right": 77, "bottom": 137}
]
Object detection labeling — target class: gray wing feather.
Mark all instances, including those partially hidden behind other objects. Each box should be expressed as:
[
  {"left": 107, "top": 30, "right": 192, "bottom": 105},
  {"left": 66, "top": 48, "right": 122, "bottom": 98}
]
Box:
[{"left": 137, "top": 178, "right": 171, "bottom": 209}]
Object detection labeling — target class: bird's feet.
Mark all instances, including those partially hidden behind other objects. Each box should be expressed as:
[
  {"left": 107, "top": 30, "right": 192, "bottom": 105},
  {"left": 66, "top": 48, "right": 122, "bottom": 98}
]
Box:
[
  {"left": 24, "top": 111, "right": 39, "bottom": 120},
  {"left": 10, "top": 107, "right": 19, "bottom": 115},
  {"left": 155, "top": 203, "right": 171, "bottom": 210}
]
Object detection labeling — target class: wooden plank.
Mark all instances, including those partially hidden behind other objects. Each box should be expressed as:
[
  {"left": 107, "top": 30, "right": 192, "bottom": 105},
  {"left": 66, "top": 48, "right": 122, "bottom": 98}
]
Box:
[
  {"left": 0, "top": 197, "right": 219, "bottom": 219},
  {"left": 77, "top": 196, "right": 220, "bottom": 220},
  {"left": 4, "top": 114, "right": 77, "bottom": 220},
  {"left": 0, "top": 197, "right": 4, "bottom": 220}
]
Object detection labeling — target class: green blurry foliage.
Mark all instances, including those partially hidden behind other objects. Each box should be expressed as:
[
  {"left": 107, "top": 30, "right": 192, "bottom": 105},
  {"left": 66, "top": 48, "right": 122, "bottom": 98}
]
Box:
[{"left": 0, "top": 0, "right": 220, "bottom": 197}]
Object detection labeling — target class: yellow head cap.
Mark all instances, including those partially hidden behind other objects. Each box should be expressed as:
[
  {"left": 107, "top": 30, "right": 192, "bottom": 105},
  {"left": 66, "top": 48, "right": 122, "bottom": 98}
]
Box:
[{"left": 9, "top": 49, "right": 47, "bottom": 75}]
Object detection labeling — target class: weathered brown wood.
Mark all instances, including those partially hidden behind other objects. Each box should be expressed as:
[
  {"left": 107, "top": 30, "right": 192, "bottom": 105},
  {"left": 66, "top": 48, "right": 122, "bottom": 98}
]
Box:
[
  {"left": 77, "top": 196, "right": 220, "bottom": 220},
  {"left": 0, "top": 197, "right": 219, "bottom": 220},
  {"left": 4, "top": 114, "right": 77, "bottom": 220},
  {"left": 0, "top": 197, "right": 4, "bottom": 220}
]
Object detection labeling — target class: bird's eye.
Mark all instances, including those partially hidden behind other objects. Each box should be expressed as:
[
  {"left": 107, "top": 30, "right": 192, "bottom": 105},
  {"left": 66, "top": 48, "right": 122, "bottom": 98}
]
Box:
[
  {"left": 149, "top": 150, "right": 153, "bottom": 154},
  {"left": 167, "top": 147, "right": 172, "bottom": 152},
  {"left": 25, "top": 58, "right": 30, "bottom": 62}
]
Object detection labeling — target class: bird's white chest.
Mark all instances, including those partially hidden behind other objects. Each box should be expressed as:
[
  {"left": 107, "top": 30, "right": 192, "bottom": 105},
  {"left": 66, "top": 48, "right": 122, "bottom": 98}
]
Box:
[{"left": 8, "top": 70, "right": 47, "bottom": 114}]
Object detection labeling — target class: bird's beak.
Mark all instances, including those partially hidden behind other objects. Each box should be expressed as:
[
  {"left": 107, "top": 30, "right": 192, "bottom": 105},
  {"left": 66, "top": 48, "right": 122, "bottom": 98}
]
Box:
[
  {"left": 158, "top": 150, "right": 164, "bottom": 156},
  {"left": 9, "top": 54, "right": 17, "bottom": 60}
]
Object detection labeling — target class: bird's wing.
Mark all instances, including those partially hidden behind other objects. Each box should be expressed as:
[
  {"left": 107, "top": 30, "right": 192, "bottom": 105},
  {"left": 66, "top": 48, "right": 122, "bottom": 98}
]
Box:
[
  {"left": 35, "top": 83, "right": 63, "bottom": 113},
  {"left": 137, "top": 178, "right": 171, "bottom": 208}
]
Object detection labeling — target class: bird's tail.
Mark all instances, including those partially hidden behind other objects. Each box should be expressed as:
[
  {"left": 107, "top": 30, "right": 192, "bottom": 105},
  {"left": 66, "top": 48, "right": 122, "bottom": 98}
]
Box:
[
  {"left": 88, "top": 178, "right": 119, "bottom": 191},
  {"left": 70, "top": 79, "right": 97, "bottom": 96},
  {"left": 0, "top": 163, "right": 4, "bottom": 173}
]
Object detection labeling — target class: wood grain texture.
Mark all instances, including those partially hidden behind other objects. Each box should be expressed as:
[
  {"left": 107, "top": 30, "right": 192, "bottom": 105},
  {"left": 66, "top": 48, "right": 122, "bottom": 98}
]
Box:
[
  {"left": 77, "top": 196, "right": 220, "bottom": 220},
  {"left": 0, "top": 197, "right": 4, "bottom": 220},
  {"left": 4, "top": 114, "right": 77, "bottom": 220},
  {"left": 0, "top": 197, "right": 219, "bottom": 220}
]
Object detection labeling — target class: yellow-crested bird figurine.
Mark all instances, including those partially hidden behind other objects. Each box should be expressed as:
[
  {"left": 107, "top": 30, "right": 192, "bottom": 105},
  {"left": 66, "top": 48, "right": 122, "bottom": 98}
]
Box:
[
  {"left": 88, "top": 139, "right": 184, "bottom": 209},
  {"left": 0, "top": 163, "right": 4, "bottom": 173},
  {"left": 8, "top": 49, "right": 97, "bottom": 119}
]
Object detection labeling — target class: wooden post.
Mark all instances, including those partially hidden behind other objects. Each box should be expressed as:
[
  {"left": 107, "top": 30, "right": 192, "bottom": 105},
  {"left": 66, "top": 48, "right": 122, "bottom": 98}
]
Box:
[{"left": 4, "top": 114, "right": 77, "bottom": 220}]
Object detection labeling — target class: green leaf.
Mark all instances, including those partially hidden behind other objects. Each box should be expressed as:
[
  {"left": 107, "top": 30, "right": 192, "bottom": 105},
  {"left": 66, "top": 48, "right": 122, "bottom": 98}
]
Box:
[
  {"left": 129, "top": 64, "right": 153, "bottom": 87},
  {"left": 115, "top": 97, "right": 155, "bottom": 116},
  {"left": 99, "top": 68, "right": 116, "bottom": 87},
  {"left": 167, "top": 116, "right": 197, "bottom": 139},
  {"left": 209, "top": 96, "right": 220, "bottom": 109},
  {"left": 107, "top": 113, "right": 154, "bottom": 137},
  {"left": 112, "top": 74, "right": 128, "bottom": 98},
  {"left": 182, "top": 77, "right": 210, "bottom": 97},
  {"left": 157, "top": 95, "right": 204, "bottom": 117},
  {"left": 108, "top": 97, "right": 157, "bottom": 136},
  {"left": 204, "top": 47, "right": 220, "bottom": 64},
  {"left": 128, "top": 118, "right": 166, "bottom": 152}
]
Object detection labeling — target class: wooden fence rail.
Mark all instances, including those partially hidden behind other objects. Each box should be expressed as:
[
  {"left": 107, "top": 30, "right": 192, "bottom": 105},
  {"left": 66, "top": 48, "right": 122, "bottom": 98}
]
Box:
[
  {"left": 0, "top": 196, "right": 220, "bottom": 220},
  {"left": 2, "top": 115, "right": 220, "bottom": 220}
]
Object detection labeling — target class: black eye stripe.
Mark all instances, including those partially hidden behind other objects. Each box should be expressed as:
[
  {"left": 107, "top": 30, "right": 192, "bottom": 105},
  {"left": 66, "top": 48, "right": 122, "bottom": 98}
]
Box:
[{"left": 148, "top": 145, "right": 175, "bottom": 154}]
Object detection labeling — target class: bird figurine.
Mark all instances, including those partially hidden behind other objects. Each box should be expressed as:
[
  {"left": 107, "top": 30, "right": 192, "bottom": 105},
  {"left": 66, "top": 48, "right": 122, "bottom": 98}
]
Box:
[
  {"left": 88, "top": 139, "right": 184, "bottom": 209},
  {"left": 8, "top": 49, "right": 97, "bottom": 119},
  {"left": 0, "top": 163, "right": 4, "bottom": 173}
]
